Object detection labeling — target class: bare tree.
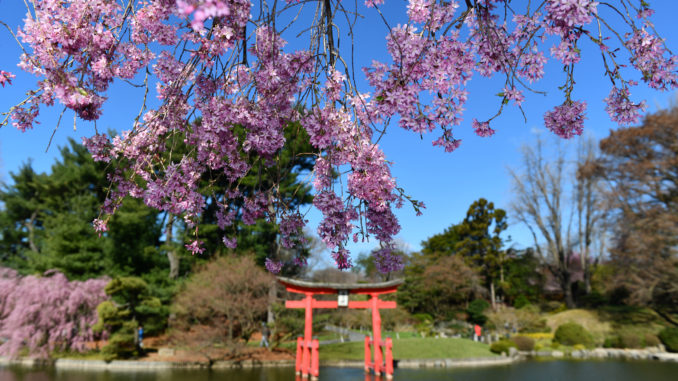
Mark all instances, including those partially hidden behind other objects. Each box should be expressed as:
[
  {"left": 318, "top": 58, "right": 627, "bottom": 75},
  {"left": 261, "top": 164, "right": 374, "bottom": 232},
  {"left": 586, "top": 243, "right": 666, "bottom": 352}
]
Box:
[
  {"left": 509, "top": 138, "right": 603, "bottom": 308},
  {"left": 575, "top": 138, "right": 606, "bottom": 293}
]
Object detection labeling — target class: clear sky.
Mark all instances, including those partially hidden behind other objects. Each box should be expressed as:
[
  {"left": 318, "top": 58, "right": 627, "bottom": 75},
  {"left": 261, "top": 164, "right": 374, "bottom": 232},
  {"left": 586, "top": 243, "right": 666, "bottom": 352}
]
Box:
[{"left": 1, "top": 1, "right": 677, "bottom": 265}]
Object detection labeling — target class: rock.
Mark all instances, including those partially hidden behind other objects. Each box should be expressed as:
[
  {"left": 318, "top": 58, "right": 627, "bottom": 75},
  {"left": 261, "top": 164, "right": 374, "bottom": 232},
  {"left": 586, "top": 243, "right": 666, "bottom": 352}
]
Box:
[
  {"left": 158, "top": 347, "right": 176, "bottom": 357},
  {"left": 508, "top": 347, "right": 519, "bottom": 357},
  {"left": 607, "top": 349, "right": 622, "bottom": 358},
  {"left": 551, "top": 351, "right": 564, "bottom": 358},
  {"left": 590, "top": 348, "right": 608, "bottom": 358},
  {"left": 571, "top": 350, "right": 584, "bottom": 359}
]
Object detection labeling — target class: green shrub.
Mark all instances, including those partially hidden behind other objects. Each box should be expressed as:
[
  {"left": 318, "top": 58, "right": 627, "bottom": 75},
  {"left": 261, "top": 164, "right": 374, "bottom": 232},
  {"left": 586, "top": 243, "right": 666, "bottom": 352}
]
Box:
[
  {"left": 490, "top": 339, "right": 516, "bottom": 355},
  {"left": 467, "top": 299, "right": 490, "bottom": 325},
  {"left": 603, "top": 336, "right": 620, "bottom": 348},
  {"left": 580, "top": 291, "right": 607, "bottom": 308},
  {"left": 605, "top": 330, "right": 659, "bottom": 349},
  {"left": 94, "top": 277, "right": 166, "bottom": 360},
  {"left": 511, "top": 335, "right": 535, "bottom": 351},
  {"left": 658, "top": 327, "right": 678, "bottom": 352},
  {"left": 412, "top": 313, "right": 434, "bottom": 337},
  {"left": 619, "top": 332, "right": 643, "bottom": 349},
  {"left": 553, "top": 322, "right": 593, "bottom": 347},
  {"left": 540, "top": 301, "right": 566, "bottom": 313},
  {"left": 101, "top": 321, "right": 139, "bottom": 361},
  {"left": 513, "top": 295, "right": 531, "bottom": 309},
  {"left": 607, "top": 286, "right": 630, "bottom": 306},
  {"left": 644, "top": 334, "right": 660, "bottom": 347}
]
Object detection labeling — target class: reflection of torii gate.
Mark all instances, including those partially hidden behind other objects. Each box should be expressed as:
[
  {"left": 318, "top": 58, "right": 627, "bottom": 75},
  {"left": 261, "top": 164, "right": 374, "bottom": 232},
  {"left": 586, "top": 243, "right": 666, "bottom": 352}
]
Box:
[{"left": 278, "top": 277, "right": 403, "bottom": 379}]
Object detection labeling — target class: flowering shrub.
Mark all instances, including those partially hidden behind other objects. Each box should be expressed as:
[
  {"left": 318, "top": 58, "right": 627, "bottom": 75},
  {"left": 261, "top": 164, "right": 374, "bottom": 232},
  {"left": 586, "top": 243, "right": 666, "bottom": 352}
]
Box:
[
  {"left": 2, "top": 1, "right": 676, "bottom": 272},
  {"left": 0, "top": 267, "right": 108, "bottom": 358}
]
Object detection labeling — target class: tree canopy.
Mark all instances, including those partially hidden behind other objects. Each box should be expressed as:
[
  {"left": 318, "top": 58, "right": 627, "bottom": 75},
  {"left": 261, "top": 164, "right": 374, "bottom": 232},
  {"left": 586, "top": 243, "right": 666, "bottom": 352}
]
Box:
[{"left": 592, "top": 106, "right": 678, "bottom": 317}]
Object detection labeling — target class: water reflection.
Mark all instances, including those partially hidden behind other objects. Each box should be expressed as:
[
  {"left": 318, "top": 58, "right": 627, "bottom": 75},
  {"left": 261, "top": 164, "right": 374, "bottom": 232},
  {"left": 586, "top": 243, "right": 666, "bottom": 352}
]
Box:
[{"left": 1, "top": 361, "right": 678, "bottom": 381}]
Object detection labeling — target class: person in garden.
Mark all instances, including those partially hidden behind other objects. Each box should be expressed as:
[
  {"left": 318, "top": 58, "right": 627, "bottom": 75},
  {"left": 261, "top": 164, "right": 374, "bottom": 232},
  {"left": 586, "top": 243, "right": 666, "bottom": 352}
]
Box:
[
  {"left": 137, "top": 325, "right": 144, "bottom": 349},
  {"left": 260, "top": 323, "right": 270, "bottom": 349}
]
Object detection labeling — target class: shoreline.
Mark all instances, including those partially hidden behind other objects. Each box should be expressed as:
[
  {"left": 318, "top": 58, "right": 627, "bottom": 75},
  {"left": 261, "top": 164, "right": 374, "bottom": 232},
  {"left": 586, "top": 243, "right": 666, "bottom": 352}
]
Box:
[{"left": 2, "top": 348, "right": 678, "bottom": 371}]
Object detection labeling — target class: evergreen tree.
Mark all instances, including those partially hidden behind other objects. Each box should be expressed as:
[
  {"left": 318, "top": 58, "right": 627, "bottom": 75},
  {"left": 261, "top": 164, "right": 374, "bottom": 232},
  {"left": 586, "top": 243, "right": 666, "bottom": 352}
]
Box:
[
  {"left": 0, "top": 138, "right": 165, "bottom": 281},
  {"left": 454, "top": 198, "right": 508, "bottom": 309}
]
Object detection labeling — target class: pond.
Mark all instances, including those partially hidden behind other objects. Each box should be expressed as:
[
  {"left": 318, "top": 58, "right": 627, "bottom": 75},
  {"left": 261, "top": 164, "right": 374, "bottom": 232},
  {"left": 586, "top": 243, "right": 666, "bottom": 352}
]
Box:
[{"left": 2, "top": 360, "right": 678, "bottom": 381}]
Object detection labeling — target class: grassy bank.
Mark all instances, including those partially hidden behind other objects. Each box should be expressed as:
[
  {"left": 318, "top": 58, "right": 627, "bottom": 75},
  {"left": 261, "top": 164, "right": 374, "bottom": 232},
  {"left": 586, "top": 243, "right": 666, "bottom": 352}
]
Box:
[{"left": 319, "top": 337, "right": 496, "bottom": 361}]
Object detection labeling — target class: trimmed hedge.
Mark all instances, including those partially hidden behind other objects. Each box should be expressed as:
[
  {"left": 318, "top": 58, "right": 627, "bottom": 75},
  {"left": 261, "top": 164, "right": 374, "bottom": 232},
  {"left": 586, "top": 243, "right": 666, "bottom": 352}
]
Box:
[
  {"left": 553, "top": 322, "right": 593, "bottom": 347},
  {"left": 511, "top": 335, "right": 535, "bottom": 351},
  {"left": 490, "top": 339, "right": 516, "bottom": 355}
]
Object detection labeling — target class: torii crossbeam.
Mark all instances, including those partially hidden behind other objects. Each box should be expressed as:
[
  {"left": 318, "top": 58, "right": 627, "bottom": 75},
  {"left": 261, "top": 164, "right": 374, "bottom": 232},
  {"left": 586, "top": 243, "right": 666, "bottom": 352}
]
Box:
[{"left": 278, "top": 277, "right": 403, "bottom": 380}]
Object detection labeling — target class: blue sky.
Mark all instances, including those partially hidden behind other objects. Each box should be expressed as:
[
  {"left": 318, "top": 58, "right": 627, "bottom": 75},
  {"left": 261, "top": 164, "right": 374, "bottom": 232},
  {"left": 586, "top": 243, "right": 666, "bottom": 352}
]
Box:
[{"left": 1, "top": 1, "right": 677, "bottom": 265}]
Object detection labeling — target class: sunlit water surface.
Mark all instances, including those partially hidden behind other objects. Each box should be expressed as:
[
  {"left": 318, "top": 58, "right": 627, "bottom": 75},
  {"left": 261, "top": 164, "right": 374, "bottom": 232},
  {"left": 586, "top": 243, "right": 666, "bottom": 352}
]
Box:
[{"left": 2, "top": 360, "right": 678, "bottom": 381}]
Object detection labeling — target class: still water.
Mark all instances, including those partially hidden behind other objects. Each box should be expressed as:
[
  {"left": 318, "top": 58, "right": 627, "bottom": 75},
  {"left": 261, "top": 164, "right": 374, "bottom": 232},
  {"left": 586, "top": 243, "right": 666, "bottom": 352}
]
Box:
[{"left": 2, "top": 360, "right": 678, "bottom": 381}]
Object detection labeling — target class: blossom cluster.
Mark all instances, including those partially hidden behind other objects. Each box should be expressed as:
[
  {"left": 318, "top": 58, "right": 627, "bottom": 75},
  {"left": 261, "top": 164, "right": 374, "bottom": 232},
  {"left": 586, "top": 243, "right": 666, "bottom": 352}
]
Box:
[
  {"left": 543, "top": 100, "right": 587, "bottom": 139},
  {"left": 0, "top": 268, "right": 109, "bottom": 358},
  {"left": 0, "top": 70, "right": 14, "bottom": 87},
  {"left": 5, "top": 0, "right": 678, "bottom": 274},
  {"left": 603, "top": 86, "right": 647, "bottom": 126}
]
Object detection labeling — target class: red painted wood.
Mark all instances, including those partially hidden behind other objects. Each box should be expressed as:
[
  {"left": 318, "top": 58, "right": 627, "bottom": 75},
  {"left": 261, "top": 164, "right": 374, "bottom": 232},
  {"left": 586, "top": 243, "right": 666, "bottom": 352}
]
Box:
[
  {"left": 295, "top": 337, "right": 303, "bottom": 375},
  {"left": 280, "top": 279, "right": 401, "bottom": 379},
  {"left": 364, "top": 336, "right": 371, "bottom": 372},
  {"left": 311, "top": 339, "right": 319, "bottom": 378},
  {"left": 286, "top": 299, "right": 396, "bottom": 310},
  {"left": 384, "top": 337, "right": 394, "bottom": 376},
  {"left": 279, "top": 281, "right": 400, "bottom": 296},
  {"left": 301, "top": 294, "right": 312, "bottom": 377},
  {"left": 371, "top": 294, "right": 383, "bottom": 376}
]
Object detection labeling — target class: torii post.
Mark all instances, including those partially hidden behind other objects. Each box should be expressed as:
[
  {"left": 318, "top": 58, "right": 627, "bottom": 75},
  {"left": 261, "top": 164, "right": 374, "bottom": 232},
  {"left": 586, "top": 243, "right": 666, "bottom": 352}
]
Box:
[{"left": 278, "top": 277, "right": 403, "bottom": 379}]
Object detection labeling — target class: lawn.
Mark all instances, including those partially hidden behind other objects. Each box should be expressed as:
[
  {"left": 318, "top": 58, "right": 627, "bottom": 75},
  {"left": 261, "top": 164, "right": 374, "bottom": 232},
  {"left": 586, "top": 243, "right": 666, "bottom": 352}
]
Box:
[{"left": 318, "top": 337, "right": 496, "bottom": 361}]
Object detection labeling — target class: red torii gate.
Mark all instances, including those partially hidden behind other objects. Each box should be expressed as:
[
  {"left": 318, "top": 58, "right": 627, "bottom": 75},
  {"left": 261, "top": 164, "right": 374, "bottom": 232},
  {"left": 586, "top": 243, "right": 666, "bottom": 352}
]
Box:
[{"left": 278, "top": 277, "right": 403, "bottom": 379}]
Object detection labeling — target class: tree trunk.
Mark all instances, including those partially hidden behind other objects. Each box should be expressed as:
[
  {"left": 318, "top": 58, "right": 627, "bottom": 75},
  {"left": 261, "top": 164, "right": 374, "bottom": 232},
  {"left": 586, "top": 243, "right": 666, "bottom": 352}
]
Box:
[
  {"left": 562, "top": 271, "right": 575, "bottom": 308},
  {"left": 490, "top": 281, "right": 496, "bottom": 310},
  {"left": 26, "top": 211, "right": 39, "bottom": 253},
  {"left": 166, "top": 214, "right": 179, "bottom": 280},
  {"left": 267, "top": 281, "right": 277, "bottom": 324}
]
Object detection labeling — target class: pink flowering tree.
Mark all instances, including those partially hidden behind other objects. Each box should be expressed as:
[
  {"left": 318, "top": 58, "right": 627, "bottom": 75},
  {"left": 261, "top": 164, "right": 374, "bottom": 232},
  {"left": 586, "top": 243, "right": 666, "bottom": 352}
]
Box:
[
  {"left": 1, "top": 0, "right": 676, "bottom": 273},
  {"left": 0, "top": 267, "right": 109, "bottom": 358}
]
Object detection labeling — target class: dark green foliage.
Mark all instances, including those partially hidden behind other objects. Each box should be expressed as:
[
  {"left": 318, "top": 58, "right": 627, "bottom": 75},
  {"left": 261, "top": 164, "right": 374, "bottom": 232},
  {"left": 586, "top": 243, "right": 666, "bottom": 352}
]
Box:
[
  {"left": 607, "top": 286, "right": 631, "bottom": 306},
  {"left": 454, "top": 199, "right": 507, "bottom": 286},
  {"left": 658, "top": 327, "right": 678, "bottom": 352},
  {"left": 182, "top": 121, "right": 316, "bottom": 271},
  {"left": 490, "top": 339, "right": 516, "bottom": 355},
  {"left": 580, "top": 291, "right": 607, "bottom": 308},
  {"left": 553, "top": 323, "right": 593, "bottom": 347},
  {"left": 502, "top": 248, "right": 544, "bottom": 304},
  {"left": 406, "top": 198, "right": 507, "bottom": 320},
  {"left": 420, "top": 224, "right": 462, "bottom": 258},
  {"left": 94, "top": 277, "right": 166, "bottom": 359},
  {"left": 511, "top": 336, "right": 535, "bottom": 351},
  {"left": 467, "top": 299, "right": 490, "bottom": 325},
  {"left": 0, "top": 138, "right": 165, "bottom": 281},
  {"left": 513, "top": 295, "right": 531, "bottom": 309}
]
